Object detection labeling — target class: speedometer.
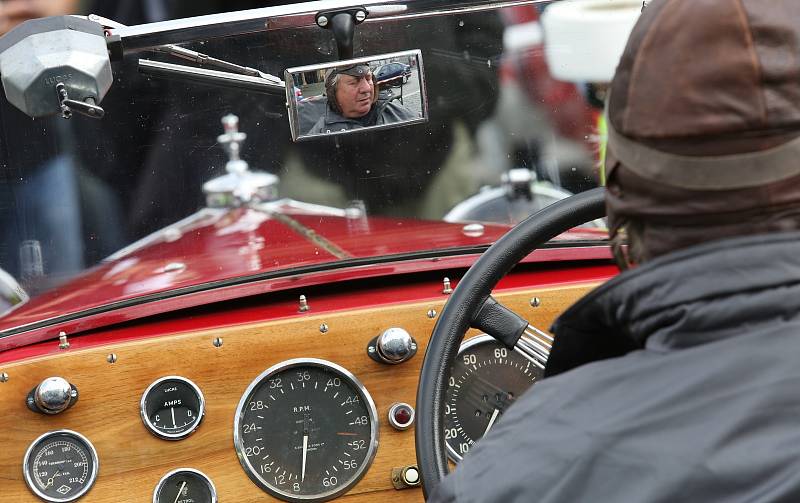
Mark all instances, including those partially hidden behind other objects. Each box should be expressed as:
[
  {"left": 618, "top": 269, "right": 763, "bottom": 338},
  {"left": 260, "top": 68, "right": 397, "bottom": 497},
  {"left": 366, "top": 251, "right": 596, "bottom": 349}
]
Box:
[
  {"left": 234, "top": 358, "right": 379, "bottom": 502},
  {"left": 444, "top": 335, "right": 542, "bottom": 462}
]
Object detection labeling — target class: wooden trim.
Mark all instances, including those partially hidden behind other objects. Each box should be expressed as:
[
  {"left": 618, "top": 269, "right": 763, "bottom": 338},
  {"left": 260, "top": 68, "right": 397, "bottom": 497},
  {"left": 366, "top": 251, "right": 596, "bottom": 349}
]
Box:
[{"left": 0, "top": 284, "right": 595, "bottom": 501}]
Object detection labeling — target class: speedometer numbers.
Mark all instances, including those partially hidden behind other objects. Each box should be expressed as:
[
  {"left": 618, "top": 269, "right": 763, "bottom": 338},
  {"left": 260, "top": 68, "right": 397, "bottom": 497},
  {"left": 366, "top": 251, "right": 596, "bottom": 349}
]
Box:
[
  {"left": 445, "top": 335, "right": 542, "bottom": 462},
  {"left": 23, "top": 430, "right": 99, "bottom": 502},
  {"left": 234, "top": 358, "right": 379, "bottom": 502}
]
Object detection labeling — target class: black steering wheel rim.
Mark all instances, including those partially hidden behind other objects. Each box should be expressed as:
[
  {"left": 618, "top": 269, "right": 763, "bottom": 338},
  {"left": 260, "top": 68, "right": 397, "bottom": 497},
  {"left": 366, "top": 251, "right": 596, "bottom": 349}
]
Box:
[{"left": 415, "top": 187, "right": 607, "bottom": 497}]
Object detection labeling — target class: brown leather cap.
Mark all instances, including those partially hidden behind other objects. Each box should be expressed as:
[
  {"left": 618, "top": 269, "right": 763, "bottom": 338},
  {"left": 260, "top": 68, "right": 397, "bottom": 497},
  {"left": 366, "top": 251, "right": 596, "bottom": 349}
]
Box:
[{"left": 605, "top": 0, "right": 800, "bottom": 260}]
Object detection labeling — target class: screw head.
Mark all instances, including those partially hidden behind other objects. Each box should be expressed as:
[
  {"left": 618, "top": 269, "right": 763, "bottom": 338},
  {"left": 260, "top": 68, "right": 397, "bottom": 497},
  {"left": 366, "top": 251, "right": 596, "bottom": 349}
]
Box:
[
  {"left": 427, "top": 309, "right": 437, "bottom": 319},
  {"left": 355, "top": 10, "right": 367, "bottom": 22},
  {"left": 0, "top": 372, "right": 8, "bottom": 382},
  {"left": 106, "top": 353, "right": 117, "bottom": 364},
  {"left": 213, "top": 337, "right": 224, "bottom": 348},
  {"left": 319, "top": 323, "right": 329, "bottom": 334},
  {"left": 317, "top": 15, "right": 329, "bottom": 27},
  {"left": 530, "top": 297, "right": 541, "bottom": 308}
]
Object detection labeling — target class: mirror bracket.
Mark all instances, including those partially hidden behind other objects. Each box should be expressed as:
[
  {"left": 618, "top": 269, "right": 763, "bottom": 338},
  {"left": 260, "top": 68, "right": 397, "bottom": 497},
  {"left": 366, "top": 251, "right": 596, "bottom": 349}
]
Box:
[{"left": 315, "top": 8, "right": 368, "bottom": 60}]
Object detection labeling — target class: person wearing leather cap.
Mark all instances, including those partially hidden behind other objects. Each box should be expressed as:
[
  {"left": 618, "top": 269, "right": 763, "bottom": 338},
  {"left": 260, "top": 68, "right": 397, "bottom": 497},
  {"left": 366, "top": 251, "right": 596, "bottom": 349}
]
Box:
[
  {"left": 307, "top": 63, "right": 418, "bottom": 135},
  {"left": 429, "top": 0, "right": 800, "bottom": 501}
]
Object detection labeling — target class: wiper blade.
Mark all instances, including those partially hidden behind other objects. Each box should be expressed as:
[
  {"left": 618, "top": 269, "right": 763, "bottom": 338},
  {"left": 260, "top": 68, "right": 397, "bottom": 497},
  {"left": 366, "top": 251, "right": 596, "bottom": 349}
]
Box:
[
  {"left": 85, "top": 14, "right": 284, "bottom": 92},
  {"left": 139, "top": 59, "right": 285, "bottom": 94},
  {"left": 157, "top": 44, "right": 282, "bottom": 85}
]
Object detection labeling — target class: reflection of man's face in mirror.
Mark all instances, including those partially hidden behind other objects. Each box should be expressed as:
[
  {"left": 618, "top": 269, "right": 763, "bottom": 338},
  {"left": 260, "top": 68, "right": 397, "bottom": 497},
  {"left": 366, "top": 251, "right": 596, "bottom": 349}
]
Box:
[{"left": 336, "top": 72, "right": 374, "bottom": 118}]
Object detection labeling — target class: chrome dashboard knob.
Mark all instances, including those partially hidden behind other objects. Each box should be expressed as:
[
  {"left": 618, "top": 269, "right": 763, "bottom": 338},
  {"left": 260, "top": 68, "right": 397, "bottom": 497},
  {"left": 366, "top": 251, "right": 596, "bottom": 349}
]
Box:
[
  {"left": 368, "top": 328, "right": 417, "bottom": 365},
  {"left": 27, "top": 376, "right": 79, "bottom": 415}
]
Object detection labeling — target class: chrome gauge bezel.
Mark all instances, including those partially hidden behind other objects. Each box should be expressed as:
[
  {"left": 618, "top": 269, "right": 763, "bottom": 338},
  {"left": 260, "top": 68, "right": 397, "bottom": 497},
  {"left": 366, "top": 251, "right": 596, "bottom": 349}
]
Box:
[
  {"left": 233, "top": 358, "right": 380, "bottom": 502},
  {"left": 152, "top": 467, "right": 217, "bottom": 503},
  {"left": 23, "top": 429, "right": 99, "bottom": 502},
  {"left": 140, "top": 375, "right": 205, "bottom": 440}
]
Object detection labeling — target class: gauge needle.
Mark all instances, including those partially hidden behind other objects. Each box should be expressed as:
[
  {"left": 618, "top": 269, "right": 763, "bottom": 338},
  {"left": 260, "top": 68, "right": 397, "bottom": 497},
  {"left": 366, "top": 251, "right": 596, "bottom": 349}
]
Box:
[
  {"left": 43, "top": 470, "right": 61, "bottom": 489},
  {"left": 483, "top": 408, "right": 500, "bottom": 436},
  {"left": 301, "top": 434, "right": 308, "bottom": 483},
  {"left": 171, "top": 407, "right": 176, "bottom": 428},
  {"left": 173, "top": 481, "right": 186, "bottom": 503}
]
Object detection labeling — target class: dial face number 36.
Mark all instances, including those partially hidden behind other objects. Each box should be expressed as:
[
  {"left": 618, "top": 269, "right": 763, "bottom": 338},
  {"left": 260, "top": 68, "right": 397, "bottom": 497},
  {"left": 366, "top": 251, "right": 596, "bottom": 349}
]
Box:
[
  {"left": 444, "top": 335, "right": 542, "bottom": 462},
  {"left": 23, "top": 430, "right": 99, "bottom": 502},
  {"left": 234, "top": 358, "right": 379, "bottom": 502}
]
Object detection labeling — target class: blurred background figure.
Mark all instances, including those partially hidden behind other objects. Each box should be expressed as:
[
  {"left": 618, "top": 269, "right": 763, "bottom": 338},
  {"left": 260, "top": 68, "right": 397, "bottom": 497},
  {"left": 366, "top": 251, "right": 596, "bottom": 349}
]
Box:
[{"left": 0, "top": 0, "right": 79, "bottom": 35}]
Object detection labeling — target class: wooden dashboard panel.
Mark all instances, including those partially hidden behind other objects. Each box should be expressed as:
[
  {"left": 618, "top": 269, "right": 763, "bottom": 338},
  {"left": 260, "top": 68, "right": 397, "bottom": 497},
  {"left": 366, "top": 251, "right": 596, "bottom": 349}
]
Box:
[{"left": 0, "top": 283, "right": 596, "bottom": 502}]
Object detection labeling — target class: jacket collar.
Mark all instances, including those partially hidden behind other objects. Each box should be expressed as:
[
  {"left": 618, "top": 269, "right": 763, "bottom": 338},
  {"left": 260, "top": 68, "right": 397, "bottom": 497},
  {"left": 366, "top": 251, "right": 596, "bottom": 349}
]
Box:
[{"left": 545, "top": 231, "right": 800, "bottom": 377}]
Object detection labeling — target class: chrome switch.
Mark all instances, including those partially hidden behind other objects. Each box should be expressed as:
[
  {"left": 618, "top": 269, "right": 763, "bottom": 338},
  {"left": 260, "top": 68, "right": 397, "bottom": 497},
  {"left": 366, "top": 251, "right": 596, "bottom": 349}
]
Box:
[
  {"left": 368, "top": 328, "right": 418, "bottom": 364},
  {"left": 27, "top": 376, "right": 79, "bottom": 415}
]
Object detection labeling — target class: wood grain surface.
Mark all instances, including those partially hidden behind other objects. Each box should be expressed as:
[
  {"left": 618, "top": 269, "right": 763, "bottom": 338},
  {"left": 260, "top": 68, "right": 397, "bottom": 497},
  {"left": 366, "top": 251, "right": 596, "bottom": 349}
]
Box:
[{"left": 0, "top": 284, "right": 596, "bottom": 502}]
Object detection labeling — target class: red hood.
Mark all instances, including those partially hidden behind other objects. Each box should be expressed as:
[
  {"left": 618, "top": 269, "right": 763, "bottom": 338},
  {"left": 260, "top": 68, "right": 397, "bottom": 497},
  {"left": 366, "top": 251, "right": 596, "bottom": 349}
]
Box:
[{"left": 0, "top": 203, "right": 606, "bottom": 339}]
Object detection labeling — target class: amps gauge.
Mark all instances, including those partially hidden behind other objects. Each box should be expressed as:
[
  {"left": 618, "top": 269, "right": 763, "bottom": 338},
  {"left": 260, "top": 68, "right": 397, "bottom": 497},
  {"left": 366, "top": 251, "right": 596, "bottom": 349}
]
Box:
[{"left": 141, "top": 376, "right": 205, "bottom": 440}]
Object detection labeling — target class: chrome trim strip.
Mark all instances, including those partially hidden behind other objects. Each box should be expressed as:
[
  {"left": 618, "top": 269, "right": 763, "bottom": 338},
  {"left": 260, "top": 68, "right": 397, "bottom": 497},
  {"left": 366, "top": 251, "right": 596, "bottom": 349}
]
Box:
[{"left": 111, "top": 0, "right": 544, "bottom": 52}]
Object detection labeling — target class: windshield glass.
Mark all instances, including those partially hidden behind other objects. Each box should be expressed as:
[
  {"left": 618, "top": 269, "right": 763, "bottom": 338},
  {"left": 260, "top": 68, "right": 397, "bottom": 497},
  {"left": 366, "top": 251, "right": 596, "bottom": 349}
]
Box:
[{"left": 0, "top": 0, "right": 611, "bottom": 322}]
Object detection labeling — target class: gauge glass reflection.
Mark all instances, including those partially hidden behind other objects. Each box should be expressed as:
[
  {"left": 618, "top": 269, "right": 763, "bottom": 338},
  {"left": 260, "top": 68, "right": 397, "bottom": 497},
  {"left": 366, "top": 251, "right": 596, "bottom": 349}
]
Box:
[
  {"left": 445, "top": 335, "right": 542, "bottom": 462},
  {"left": 23, "top": 430, "right": 99, "bottom": 502},
  {"left": 234, "top": 358, "right": 379, "bottom": 502}
]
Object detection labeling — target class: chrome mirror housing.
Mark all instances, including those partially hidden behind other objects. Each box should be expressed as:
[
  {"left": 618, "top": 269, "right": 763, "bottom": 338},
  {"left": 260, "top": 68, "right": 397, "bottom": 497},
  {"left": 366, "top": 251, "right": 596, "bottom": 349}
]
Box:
[{"left": 285, "top": 50, "right": 428, "bottom": 141}]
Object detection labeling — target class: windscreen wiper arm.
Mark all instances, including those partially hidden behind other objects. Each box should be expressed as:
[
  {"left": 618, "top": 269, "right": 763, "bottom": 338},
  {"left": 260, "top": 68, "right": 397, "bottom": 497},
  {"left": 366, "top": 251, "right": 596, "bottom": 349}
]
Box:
[{"left": 85, "top": 14, "right": 285, "bottom": 93}]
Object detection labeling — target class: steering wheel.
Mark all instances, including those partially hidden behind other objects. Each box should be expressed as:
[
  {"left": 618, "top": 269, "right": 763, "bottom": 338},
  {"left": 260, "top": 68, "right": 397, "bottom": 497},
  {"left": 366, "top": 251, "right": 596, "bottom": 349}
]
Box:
[{"left": 415, "top": 187, "right": 607, "bottom": 497}]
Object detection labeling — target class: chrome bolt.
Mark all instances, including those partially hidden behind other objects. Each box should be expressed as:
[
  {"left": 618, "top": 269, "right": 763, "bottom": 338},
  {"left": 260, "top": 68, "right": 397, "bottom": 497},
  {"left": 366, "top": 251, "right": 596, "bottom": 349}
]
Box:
[
  {"left": 355, "top": 10, "right": 367, "bottom": 22},
  {"left": 442, "top": 277, "right": 453, "bottom": 295},
  {"left": 530, "top": 297, "right": 541, "bottom": 308},
  {"left": 58, "top": 331, "right": 69, "bottom": 350},
  {"left": 106, "top": 353, "right": 117, "bottom": 364},
  {"left": 299, "top": 295, "right": 310, "bottom": 312},
  {"left": 317, "top": 15, "right": 329, "bottom": 27},
  {"left": 213, "top": 337, "right": 224, "bottom": 348},
  {"left": 0, "top": 372, "right": 8, "bottom": 382},
  {"left": 427, "top": 309, "right": 437, "bottom": 319},
  {"left": 319, "top": 323, "right": 329, "bottom": 334}
]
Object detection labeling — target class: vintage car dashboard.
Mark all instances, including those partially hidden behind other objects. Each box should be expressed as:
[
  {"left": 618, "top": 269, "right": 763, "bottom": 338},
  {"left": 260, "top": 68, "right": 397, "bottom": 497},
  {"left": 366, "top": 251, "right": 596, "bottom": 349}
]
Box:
[{"left": 0, "top": 263, "right": 615, "bottom": 502}]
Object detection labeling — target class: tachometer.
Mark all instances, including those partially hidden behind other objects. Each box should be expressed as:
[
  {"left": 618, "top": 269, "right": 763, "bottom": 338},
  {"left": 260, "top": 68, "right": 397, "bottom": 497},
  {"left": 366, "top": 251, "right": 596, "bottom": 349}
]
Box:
[
  {"left": 23, "top": 430, "right": 99, "bottom": 502},
  {"left": 444, "top": 335, "right": 542, "bottom": 462},
  {"left": 234, "top": 358, "right": 379, "bottom": 502}
]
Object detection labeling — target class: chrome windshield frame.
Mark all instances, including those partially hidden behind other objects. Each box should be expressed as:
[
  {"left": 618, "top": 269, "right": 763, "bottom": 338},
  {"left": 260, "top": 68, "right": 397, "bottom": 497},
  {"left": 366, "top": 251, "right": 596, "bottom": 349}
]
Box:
[{"left": 110, "top": 0, "right": 541, "bottom": 52}]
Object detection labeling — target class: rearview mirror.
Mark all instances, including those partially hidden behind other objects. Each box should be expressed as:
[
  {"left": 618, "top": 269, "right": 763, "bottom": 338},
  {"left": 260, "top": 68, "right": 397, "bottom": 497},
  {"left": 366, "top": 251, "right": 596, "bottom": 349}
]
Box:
[{"left": 285, "top": 50, "right": 428, "bottom": 141}]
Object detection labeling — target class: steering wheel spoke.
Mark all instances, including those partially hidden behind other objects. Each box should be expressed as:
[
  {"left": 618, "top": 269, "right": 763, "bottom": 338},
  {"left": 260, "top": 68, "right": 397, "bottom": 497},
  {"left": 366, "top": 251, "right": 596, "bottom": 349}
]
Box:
[{"left": 416, "top": 187, "right": 606, "bottom": 497}]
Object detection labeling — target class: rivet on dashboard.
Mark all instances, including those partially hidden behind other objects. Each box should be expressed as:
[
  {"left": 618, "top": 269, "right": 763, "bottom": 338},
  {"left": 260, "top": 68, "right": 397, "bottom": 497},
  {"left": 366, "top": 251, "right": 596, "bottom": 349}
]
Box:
[
  {"left": 530, "top": 297, "right": 541, "bottom": 308},
  {"left": 299, "top": 295, "right": 310, "bottom": 312},
  {"left": 319, "top": 323, "right": 329, "bottom": 334},
  {"left": 58, "top": 331, "right": 70, "bottom": 350},
  {"left": 106, "top": 353, "right": 117, "bottom": 364},
  {"left": 427, "top": 309, "right": 437, "bottom": 319},
  {"left": 0, "top": 372, "right": 8, "bottom": 382},
  {"left": 213, "top": 337, "right": 224, "bottom": 348},
  {"left": 442, "top": 277, "right": 453, "bottom": 295}
]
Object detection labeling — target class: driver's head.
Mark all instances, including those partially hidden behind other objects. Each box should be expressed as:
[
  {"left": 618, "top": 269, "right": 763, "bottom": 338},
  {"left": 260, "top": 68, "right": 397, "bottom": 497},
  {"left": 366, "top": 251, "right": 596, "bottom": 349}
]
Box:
[
  {"left": 605, "top": 0, "right": 800, "bottom": 267},
  {"left": 324, "top": 64, "right": 375, "bottom": 118}
]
